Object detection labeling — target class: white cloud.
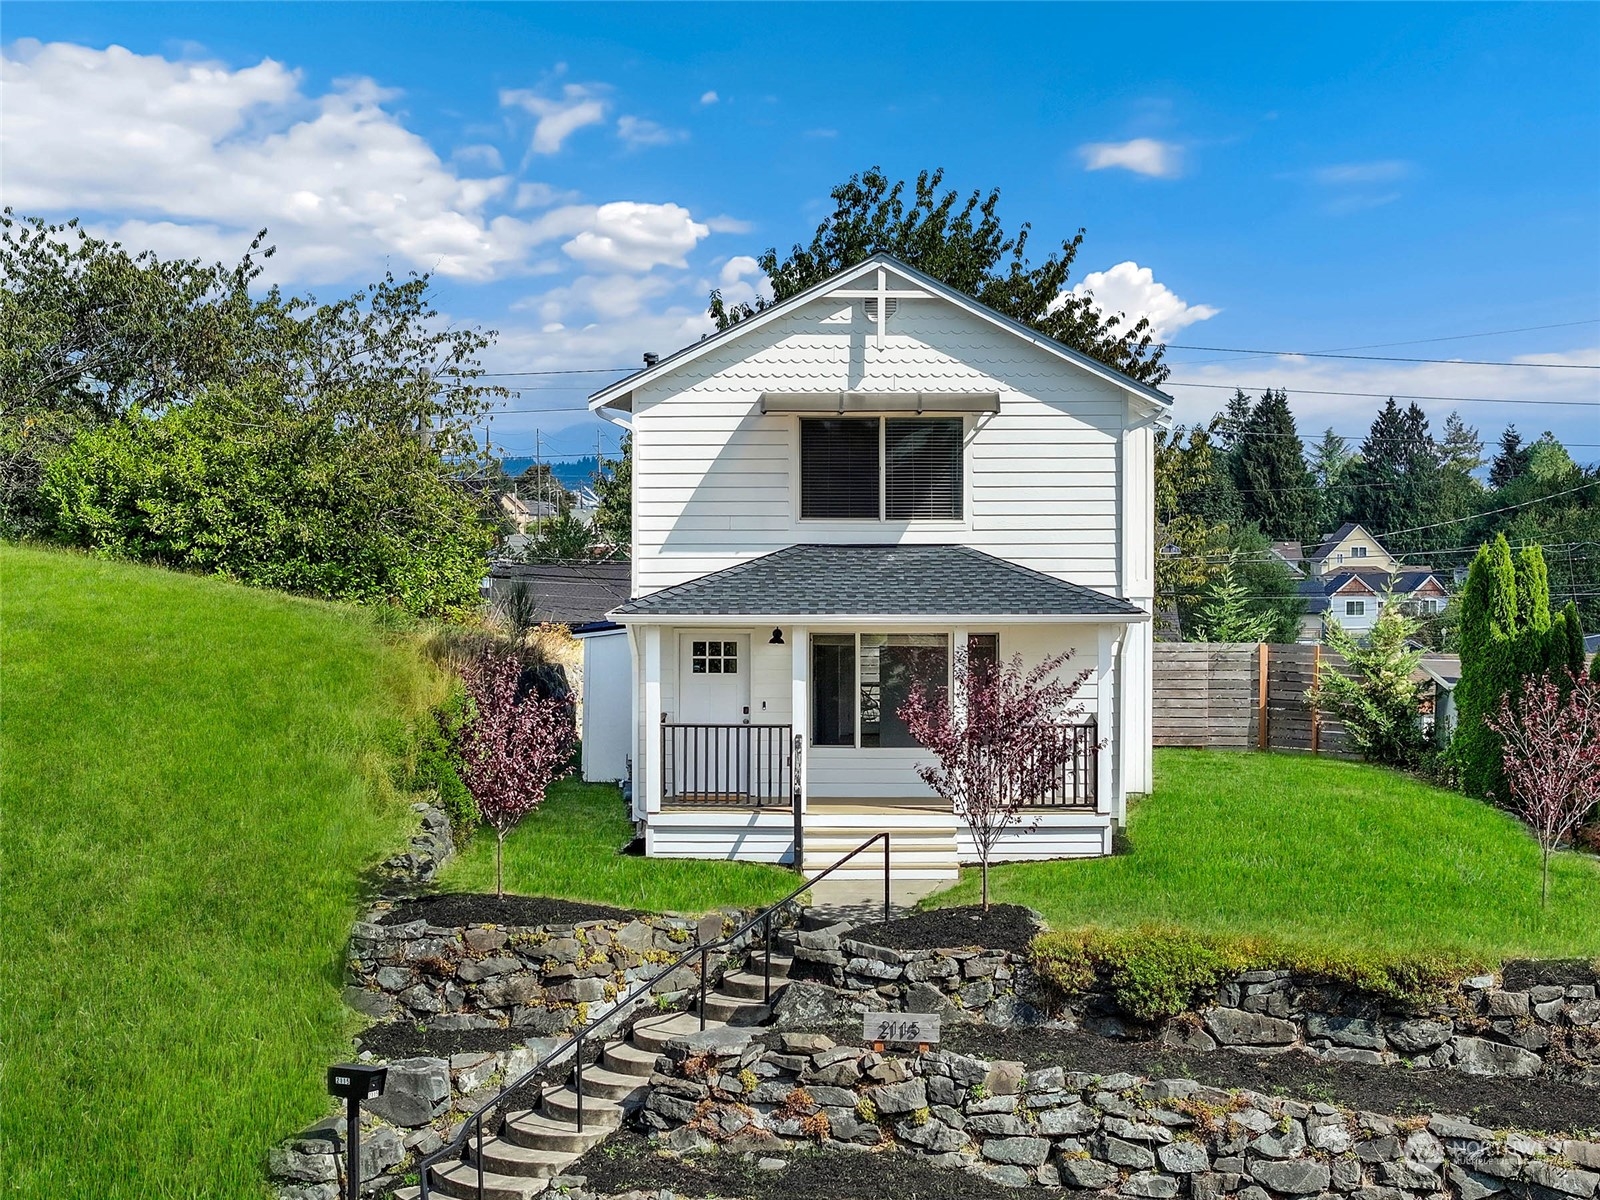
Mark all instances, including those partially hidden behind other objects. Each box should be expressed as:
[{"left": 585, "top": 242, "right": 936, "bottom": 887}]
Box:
[
  {"left": 453, "top": 143, "right": 504, "bottom": 171},
  {"left": 616, "top": 114, "right": 687, "bottom": 149},
  {"left": 1160, "top": 347, "right": 1600, "bottom": 453},
  {"left": 1070, "top": 262, "right": 1219, "bottom": 341},
  {"left": 0, "top": 41, "right": 724, "bottom": 284},
  {"left": 1311, "top": 160, "right": 1413, "bottom": 186},
  {"left": 1079, "top": 137, "right": 1184, "bottom": 179},
  {"left": 713, "top": 255, "right": 773, "bottom": 309},
  {"left": 500, "top": 82, "right": 608, "bottom": 154},
  {"left": 699, "top": 90, "right": 719, "bottom": 105},
  {"left": 553, "top": 201, "right": 709, "bottom": 272},
  {"left": 705, "top": 214, "right": 754, "bottom": 235}
]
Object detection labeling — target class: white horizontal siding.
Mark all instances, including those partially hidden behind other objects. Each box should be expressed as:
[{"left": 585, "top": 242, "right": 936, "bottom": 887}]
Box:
[
  {"left": 958, "top": 813, "right": 1112, "bottom": 862},
  {"left": 646, "top": 809, "right": 795, "bottom": 863},
  {"left": 630, "top": 295, "right": 1127, "bottom": 595}
]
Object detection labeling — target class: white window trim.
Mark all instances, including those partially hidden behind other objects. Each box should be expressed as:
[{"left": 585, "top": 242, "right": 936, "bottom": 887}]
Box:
[{"left": 792, "top": 415, "right": 971, "bottom": 527}]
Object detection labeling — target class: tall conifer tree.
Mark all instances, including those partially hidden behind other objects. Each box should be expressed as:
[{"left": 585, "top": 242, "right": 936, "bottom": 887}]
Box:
[{"left": 1233, "top": 389, "right": 1317, "bottom": 540}]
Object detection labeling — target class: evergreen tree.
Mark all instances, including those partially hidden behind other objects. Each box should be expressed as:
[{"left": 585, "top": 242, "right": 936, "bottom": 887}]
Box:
[
  {"left": 1434, "top": 411, "right": 1487, "bottom": 536},
  {"left": 1216, "top": 389, "right": 1254, "bottom": 452},
  {"left": 1233, "top": 389, "right": 1317, "bottom": 540},
  {"left": 1309, "top": 429, "right": 1354, "bottom": 534},
  {"left": 1489, "top": 426, "right": 1533, "bottom": 489},
  {"left": 1190, "top": 560, "right": 1275, "bottom": 643},
  {"left": 1346, "top": 399, "right": 1437, "bottom": 552},
  {"left": 1311, "top": 606, "right": 1427, "bottom": 769},
  {"left": 1439, "top": 412, "right": 1485, "bottom": 474},
  {"left": 1454, "top": 535, "right": 1521, "bottom": 798},
  {"left": 1514, "top": 543, "right": 1554, "bottom": 675},
  {"left": 1555, "top": 600, "right": 1586, "bottom": 680}
]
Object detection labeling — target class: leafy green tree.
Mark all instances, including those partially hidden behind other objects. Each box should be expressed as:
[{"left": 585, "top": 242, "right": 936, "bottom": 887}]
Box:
[
  {"left": 1231, "top": 389, "right": 1317, "bottom": 540},
  {"left": 519, "top": 510, "right": 594, "bottom": 563},
  {"left": 5, "top": 212, "right": 503, "bottom": 616},
  {"left": 1489, "top": 425, "right": 1533, "bottom": 489},
  {"left": 41, "top": 381, "right": 493, "bottom": 616},
  {"left": 1189, "top": 561, "right": 1275, "bottom": 643},
  {"left": 710, "top": 167, "right": 1168, "bottom": 385},
  {"left": 513, "top": 462, "right": 574, "bottom": 514},
  {"left": 1228, "top": 526, "right": 1307, "bottom": 642},
  {"left": 592, "top": 432, "right": 632, "bottom": 548},
  {"left": 1311, "top": 606, "right": 1427, "bottom": 769}
]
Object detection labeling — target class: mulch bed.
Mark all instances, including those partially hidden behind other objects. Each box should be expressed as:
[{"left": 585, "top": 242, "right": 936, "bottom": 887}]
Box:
[
  {"left": 571, "top": 1129, "right": 1049, "bottom": 1200},
  {"left": 934, "top": 1024, "right": 1600, "bottom": 1134},
  {"left": 376, "top": 892, "right": 638, "bottom": 928},
  {"left": 842, "top": 904, "right": 1039, "bottom": 954}
]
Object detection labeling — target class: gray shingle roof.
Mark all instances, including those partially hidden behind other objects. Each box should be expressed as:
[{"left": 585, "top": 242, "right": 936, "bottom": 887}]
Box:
[
  {"left": 612, "top": 544, "right": 1143, "bottom": 619},
  {"left": 1307, "top": 522, "right": 1364, "bottom": 562},
  {"left": 484, "top": 561, "right": 632, "bottom": 626}
]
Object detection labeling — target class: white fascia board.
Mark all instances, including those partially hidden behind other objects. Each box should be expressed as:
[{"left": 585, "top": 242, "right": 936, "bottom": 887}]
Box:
[
  {"left": 608, "top": 610, "right": 1150, "bottom": 627},
  {"left": 586, "top": 252, "right": 1174, "bottom": 415}
]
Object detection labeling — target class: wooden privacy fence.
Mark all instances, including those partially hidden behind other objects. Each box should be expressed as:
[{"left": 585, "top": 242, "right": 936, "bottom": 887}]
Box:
[{"left": 1152, "top": 642, "right": 1351, "bottom": 755}]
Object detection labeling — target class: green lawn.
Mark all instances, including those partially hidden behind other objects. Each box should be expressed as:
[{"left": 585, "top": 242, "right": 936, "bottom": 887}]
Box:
[
  {"left": 1, "top": 546, "right": 444, "bottom": 1198},
  {"left": 930, "top": 749, "right": 1600, "bottom": 961},
  {"left": 439, "top": 778, "right": 798, "bottom": 911}
]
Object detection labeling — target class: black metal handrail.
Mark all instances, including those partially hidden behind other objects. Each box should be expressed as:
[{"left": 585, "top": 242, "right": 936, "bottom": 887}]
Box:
[
  {"left": 661, "top": 719, "right": 792, "bottom": 806},
  {"left": 413, "top": 832, "right": 891, "bottom": 1199}
]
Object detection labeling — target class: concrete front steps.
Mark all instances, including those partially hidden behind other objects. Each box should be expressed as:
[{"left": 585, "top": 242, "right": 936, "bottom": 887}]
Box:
[
  {"left": 395, "top": 950, "right": 791, "bottom": 1200},
  {"left": 801, "top": 815, "right": 958, "bottom": 882}
]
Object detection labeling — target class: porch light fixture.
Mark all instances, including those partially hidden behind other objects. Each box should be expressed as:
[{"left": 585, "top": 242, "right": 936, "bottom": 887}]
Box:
[{"left": 769, "top": 627, "right": 785, "bottom": 645}]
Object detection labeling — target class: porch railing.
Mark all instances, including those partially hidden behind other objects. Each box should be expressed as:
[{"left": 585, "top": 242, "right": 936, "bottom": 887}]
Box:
[
  {"left": 661, "top": 719, "right": 792, "bottom": 806},
  {"left": 1006, "top": 718, "right": 1100, "bottom": 808}
]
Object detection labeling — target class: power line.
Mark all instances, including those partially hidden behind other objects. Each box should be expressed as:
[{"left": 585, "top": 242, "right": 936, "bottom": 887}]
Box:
[
  {"left": 1371, "top": 479, "right": 1600, "bottom": 541},
  {"left": 1167, "top": 319, "right": 1600, "bottom": 368},
  {"left": 1164, "top": 345, "right": 1598, "bottom": 369},
  {"left": 1164, "top": 380, "right": 1598, "bottom": 408}
]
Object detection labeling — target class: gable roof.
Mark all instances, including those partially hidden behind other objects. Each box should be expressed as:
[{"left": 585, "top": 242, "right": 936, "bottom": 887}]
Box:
[
  {"left": 611, "top": 544, "right": 1144, "bottom": 621},
  {"left": 483, "top": 561, "right": 632, "bottom": 627},
  {"left": 1307, "top": 522, "right": 1369, "bottom": 563},
  {"left": 587, "top": 253, "right": 1173, "bottom": 417}
]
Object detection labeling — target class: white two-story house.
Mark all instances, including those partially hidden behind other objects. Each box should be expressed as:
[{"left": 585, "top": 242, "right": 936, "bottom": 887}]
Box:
[{"left": 588, "top": 254, "right": 1163, "bottom": 879}]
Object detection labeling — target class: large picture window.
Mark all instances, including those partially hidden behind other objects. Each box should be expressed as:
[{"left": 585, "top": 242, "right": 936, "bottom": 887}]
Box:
[
  {"left": 799, "top": 417, "right": 963, "bottom": 521},
  {"left": 811, "top": 632, "right": 950, "bottom": 748}
]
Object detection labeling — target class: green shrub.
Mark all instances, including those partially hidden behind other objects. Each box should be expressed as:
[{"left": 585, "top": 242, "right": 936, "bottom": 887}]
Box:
[
  {"left": 410, "top": 687, "right": 477, "bottom": 841},
  {"left": 1031, "top": 926, "right": 1483, "bottom": 1021}
]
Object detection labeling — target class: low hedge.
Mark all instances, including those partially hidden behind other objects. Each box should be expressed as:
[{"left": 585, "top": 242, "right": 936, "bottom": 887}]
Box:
[{"left": 1030, "top": 926, "right": 1487, "bottom": 1023}]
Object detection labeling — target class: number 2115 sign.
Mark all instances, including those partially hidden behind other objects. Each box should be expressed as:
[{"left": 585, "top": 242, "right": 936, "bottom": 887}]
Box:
[{"left": 863, "top": 1012, "right": 941, "bottom": 1049}]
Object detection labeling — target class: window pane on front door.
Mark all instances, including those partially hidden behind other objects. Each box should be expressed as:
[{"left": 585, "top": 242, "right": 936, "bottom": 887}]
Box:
[
  {"left": 861, "top": 633, "right": 949, "bottom": 748},
  {"left": 811, "top": 635, "right": 856, "bottom": 746},
  {"left": 800, "top": 419, "right": 879, "bottom": 519}
]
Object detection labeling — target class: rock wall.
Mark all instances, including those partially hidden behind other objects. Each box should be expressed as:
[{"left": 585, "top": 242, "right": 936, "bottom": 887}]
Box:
[
  {"left": 791, "top": 927, "right": 1600, "bottom": 1085},
  {"left": 271, "top": 1037, "right": 563, "bottom": 1200},
  {"left": 638, "top": 1029, "right": 1600, "bottom": 1197},
  {"left": 344, "top": 910, "right": 730, "bottom": 1033}
]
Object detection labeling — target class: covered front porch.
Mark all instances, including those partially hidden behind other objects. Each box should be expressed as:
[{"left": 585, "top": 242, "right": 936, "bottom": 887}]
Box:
[{"left": 610, "top": 545, "right": 1148, "bottom": 875}]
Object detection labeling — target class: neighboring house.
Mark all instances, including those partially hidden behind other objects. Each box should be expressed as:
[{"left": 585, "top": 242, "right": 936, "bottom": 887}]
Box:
[
  {"left": 481, "top": 561, "right": 632, "bottom": 625},
  {"left": 586, "top": 253, "right": 1161, "bottom": 879},
  {"left": 1269, "top": 540, "right": 1306, "bottom": 579},
  {"left": 1417, "top": 653, "right": 1461, "bottom": 739},
  {"left": 1295, "top": 523, "right": 1450, "bottom": 642}
]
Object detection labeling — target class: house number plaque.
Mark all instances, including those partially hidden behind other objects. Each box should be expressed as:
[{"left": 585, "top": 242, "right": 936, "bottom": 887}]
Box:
[{"left": 863, "top": 1012, "right": 941, "bottom": 1050}]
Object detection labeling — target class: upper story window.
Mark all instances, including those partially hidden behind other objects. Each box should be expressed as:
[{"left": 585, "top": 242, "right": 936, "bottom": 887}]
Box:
[
  {"left": 1351, "top": 546, "right": 1368, "bottom": 559},
  {"left": 799, "top": 417, "right": 963, "bottom": 521},
  {"left": 1345, "top": 600, "right": 1366, "bottom": 616}
]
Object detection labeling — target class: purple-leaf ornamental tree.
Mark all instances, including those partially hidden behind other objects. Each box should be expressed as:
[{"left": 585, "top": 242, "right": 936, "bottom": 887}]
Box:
[
  {"left": 456, "top": 646, "right": 577, "bottom": 899},
  {"left": 900, "top": 647, "right": 1096, "bottom": 911},
  {"left": 1484, "top": 668, "right": 1600, "bottom": 909}
]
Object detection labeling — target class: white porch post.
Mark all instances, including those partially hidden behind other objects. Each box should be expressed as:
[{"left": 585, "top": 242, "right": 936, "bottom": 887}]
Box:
[
  {"left": 627, "top": 623, "right": 643, "bottom": 821},
  {"left": 643, "top": 625, "right": 664, "bottom": 816},
  {"left": 1095, "top": 625, "right": 1122, "bottom": 823},
  {"left": 789, "top": 625, "right": 809, "bottom": 836}
]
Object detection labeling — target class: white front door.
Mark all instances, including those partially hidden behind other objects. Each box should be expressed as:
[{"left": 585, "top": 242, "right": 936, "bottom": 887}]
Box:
[{"left": 674, "top": 633, "right": 751, "bottom": 797}]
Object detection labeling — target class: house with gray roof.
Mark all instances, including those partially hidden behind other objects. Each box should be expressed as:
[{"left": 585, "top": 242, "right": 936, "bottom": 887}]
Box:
[
  {"left": 1293, "top": 522, "right": 1451, "bottom": 641},
  {"left": 586, "top": 254, "right": 1162, "bottom": 879}
]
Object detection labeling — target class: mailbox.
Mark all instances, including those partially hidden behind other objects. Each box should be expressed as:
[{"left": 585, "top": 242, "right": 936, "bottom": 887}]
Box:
[{"left": 326, "top": 1063, "right": 387, "bottom": 1101}]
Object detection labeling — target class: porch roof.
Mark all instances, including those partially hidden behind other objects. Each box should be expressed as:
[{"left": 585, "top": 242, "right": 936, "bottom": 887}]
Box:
[{"left": 611, "top": 544, "right": 1145, "bottom": 621}]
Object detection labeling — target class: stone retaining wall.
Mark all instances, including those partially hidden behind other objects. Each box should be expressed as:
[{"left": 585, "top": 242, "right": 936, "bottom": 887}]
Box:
[
  {"left": 343, "top": 907, "right": 718, "bottom": 1033},
  {"left": 790, "top": 927, "right": 1600, "bottom": 1085},
  {"left": 637, "top": 1028, "right": 1600, "bottom": 1197}
]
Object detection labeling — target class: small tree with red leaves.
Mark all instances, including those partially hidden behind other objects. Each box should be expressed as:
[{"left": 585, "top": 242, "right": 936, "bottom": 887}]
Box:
[
  {"left": 901, "top": 647, "right": 1096, "bottom": 910},
  {"left": 1484, "top": 669, "right": 1600, "bottom": 909},
  {"left": 456, "top": 646, "right": 577, "bottom": 898}
]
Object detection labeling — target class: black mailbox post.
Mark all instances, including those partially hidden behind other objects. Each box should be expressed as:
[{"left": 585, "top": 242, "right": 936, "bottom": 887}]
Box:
[{"left": 327, "top": 1064, "right": 387, "bottom": 1200}]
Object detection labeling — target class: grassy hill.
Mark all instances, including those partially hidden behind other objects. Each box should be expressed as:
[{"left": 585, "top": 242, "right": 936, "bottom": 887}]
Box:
[
  {"left": 1, "top": 546, "right": 446, "bottom": 1198},
  {"left": 934, "top": 748, "right": 1600, "bottom": 961}
]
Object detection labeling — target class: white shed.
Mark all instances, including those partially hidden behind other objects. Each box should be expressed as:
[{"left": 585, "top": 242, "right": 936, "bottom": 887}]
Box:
[{"left": 575, "top": 624, "right": 631, "bottom": 786}]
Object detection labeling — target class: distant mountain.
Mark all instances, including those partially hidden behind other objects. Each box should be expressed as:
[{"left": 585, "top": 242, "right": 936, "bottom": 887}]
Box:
[{"left": 502, "top": 455, "right": 604, "bottom": 491}]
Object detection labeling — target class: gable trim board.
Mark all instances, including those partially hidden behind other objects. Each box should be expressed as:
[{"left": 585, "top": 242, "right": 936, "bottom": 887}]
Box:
[{"left": 588, "top": 253, "right": 1173, "bottom": 420}]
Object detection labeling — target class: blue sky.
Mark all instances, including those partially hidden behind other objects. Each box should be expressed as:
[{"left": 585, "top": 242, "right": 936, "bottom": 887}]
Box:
[{"left": 4, "top": 2, "right": 1597, "bottom": 462}]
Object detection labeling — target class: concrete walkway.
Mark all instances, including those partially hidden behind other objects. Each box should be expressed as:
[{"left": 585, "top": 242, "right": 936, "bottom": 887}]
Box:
[{"left": 805, "top": 876, "right": 948, "bottom": 926}]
